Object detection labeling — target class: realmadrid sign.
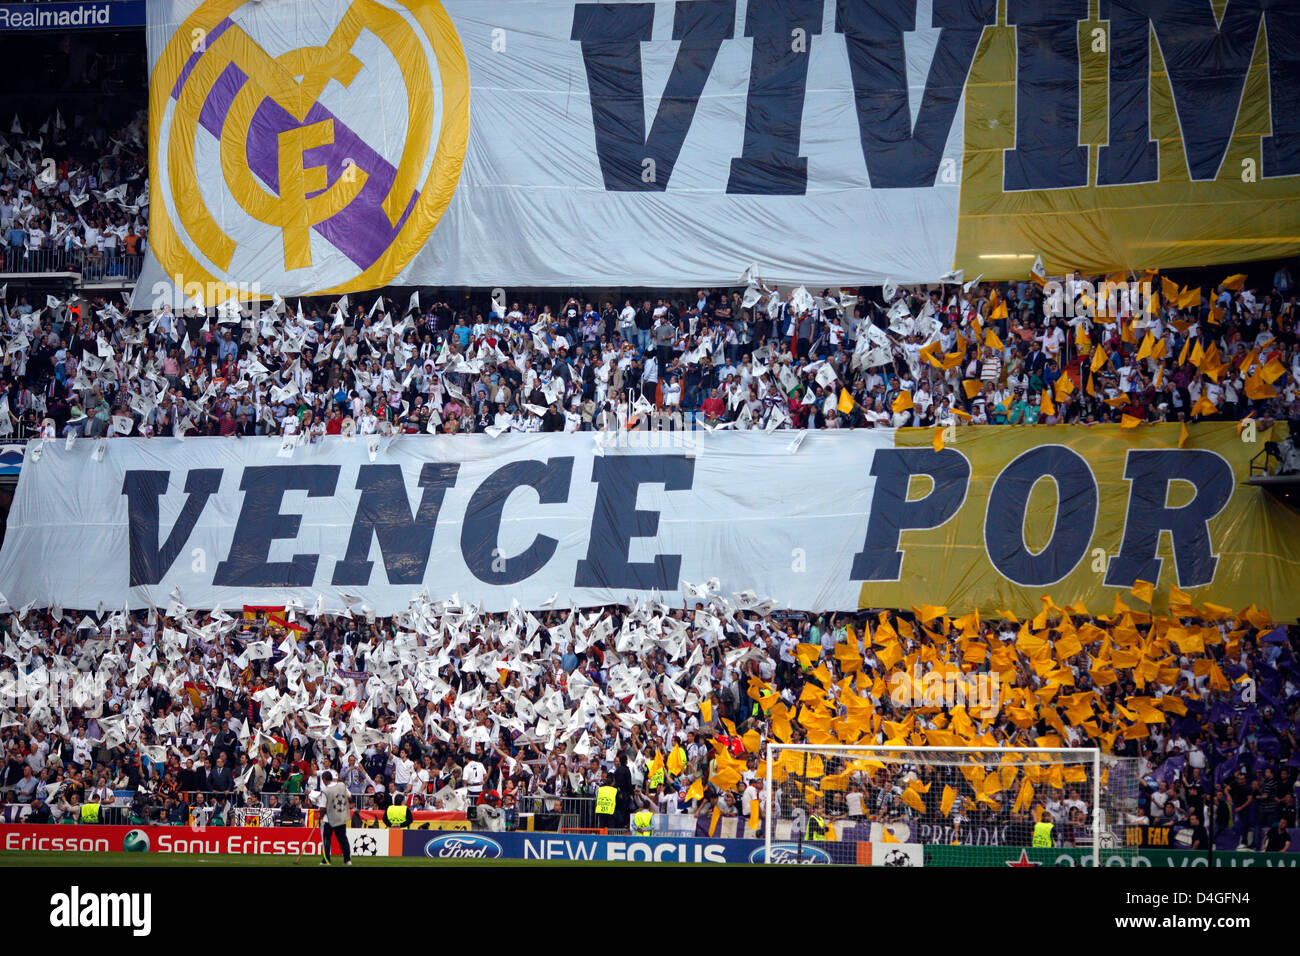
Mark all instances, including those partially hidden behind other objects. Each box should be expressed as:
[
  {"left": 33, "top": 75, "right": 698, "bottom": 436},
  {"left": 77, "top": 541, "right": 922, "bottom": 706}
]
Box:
[{"left": 148, "top": 0, "right": 468, "bottom": 300}]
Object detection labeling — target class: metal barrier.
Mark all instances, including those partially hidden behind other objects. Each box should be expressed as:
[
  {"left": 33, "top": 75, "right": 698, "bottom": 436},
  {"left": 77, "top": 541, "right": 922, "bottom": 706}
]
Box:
[
  {"left": 515, "top": 794, "right": 598, "bottom": 831},
  {"left": 83, "top": 253, "right": 144, "bottom": 282},
  {"left": 0, "top": 247, "right": 72, "bottom": 274},
  {"left": 0, "top": 246, "right": 143, "bottom": 280}
]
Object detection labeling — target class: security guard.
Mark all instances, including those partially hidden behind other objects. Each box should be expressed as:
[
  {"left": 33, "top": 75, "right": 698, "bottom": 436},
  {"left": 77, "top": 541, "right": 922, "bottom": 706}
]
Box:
[
  {"left": 80, "top": 800, "right": 101, "bottom": 824},
  {"left": 806, "top": 804, "right": 829, "bottom": 842},
  {"left": 632, "top": 808, "right": 654, "bottom": 836},
  {"left": 384, "top": 802, "right": 412, "bottom": 828},
  {"left": 595, "top": 772, "right": 619, "bottom": 830},
  {"left": 1032, "top": 816, "right": 1055, "bottom": 847}
]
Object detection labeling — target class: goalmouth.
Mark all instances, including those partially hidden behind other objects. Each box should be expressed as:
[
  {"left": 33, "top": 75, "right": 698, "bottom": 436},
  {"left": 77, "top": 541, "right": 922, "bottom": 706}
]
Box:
[{"left": 762, "top": 744, "right": 1143, "bottom": 867}]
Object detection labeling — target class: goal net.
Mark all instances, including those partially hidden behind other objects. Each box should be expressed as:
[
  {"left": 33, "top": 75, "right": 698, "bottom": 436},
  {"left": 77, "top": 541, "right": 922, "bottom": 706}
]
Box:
[{"left": 762, "top": 745, "right": 1143, "bottom": 867}]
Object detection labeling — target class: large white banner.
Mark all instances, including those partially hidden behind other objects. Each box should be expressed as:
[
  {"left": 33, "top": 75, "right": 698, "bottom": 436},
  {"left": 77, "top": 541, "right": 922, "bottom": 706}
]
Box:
[
  {"left": 143, "top": 0, "right": 964, "bottom": 296},
  {"left": 0, "top": 432, "right": 885, "bottom": 614},
  {"left": 140, "top": 0, "right": 1300, "bottom": 300},
  {"left": 6, "top": 425, "right": 1298, "bottom": 618}
]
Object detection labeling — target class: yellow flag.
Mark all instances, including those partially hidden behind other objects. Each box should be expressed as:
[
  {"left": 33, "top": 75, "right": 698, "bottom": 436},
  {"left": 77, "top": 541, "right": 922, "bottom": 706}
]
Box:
[
  {"left": 1090, "top": 347, "right": 1107, "bottom": 373},
  {"left": 748, "top": 798, "right": 760, "bottom": 831},
  {"left": 1040, "top": 389, "right": 1055, "bottom": 416},
  {"left": 962, "top": 378, "right": 982, "bottom": 399},
  {"left": 932, "top": 427, "right": 945, "bottom": 452},
  {"left": 916, "top": 604, "right": 948, "bottom": 623},
  {"left": 1136, "top": 333, "right": 1154, "bottom": 360},
  {"left": 901, "top": 788, "right": 926, "bottom": 813},
  {"left": 684, "top": 778, "right": 704, "bottom": 803},
  {"left": 941, "top": 784, "right": 956, "bottom": 817},
  {"left": 1120, "top": 413, "right": 1142, "bottom": 429},
  {"left": 837, "top": 388, "right": 855, "bottom": 414},
  {"left": 1245, "top": 373, "right": 1277, "bottom": 401},
  {"left": 1221, "top": 273, "right": 1247, "bottom": 291},
  {"left": 879, "top": 826, "right": 900, "bottom": 844},
  {"left": 711, "top": 766, "right": 742, "bottom": 791},
  {"left": 1130, "top": 579, "right": 1155, "bottom": 605},
  {"left": 892, "top": 390, "right": 913, "bottom": 413},
  {"left": 699, "top": 699, "right": 712, "bottom": 724},
  {"left": 991, "top": 300, "right": 1008, "bottom": 320},
  {"left": 1179, "top": 421, "right": 1190, "bottom": 448},
  {"left": 1190, "top": 393, "right": 1218, "bottom": 418},
  {"left": 667, "top": 746, "right": 686, "bottom": 776},
  {"left": 708, "top": 804, "right": 722, "bottom": 837},
  {"left": 985, "top": 329, "right": 1004, "bottom": 350}
]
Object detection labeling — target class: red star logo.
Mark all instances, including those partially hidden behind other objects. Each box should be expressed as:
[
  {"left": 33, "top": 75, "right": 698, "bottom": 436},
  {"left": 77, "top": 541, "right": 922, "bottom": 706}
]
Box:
[{"left": 1005, "top": 850, "right": 1041, "bottom": 867}]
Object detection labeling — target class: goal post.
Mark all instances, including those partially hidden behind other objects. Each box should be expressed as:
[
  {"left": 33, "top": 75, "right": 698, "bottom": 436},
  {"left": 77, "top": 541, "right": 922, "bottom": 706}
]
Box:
[{"left": 763, "top": 744, "right": 1142, "bottom": 867}]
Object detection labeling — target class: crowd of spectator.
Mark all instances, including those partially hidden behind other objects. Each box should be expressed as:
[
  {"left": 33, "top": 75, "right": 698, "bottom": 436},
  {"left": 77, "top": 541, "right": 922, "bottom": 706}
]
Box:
[
  {"left": 1, "top": 261, "right": 1297, "bottom": 444},
  {"left": 0, "top": 587, "right": 1295, "bottom": 850},
  {"left": 1, "top": 108, "right": 147, "bottom": 278}
]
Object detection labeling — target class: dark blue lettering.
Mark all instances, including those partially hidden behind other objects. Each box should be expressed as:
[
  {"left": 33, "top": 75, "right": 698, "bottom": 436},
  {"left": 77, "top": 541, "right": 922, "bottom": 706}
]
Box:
[
  {"left": 572, "top": 1, "right": 736, "bottom": 191},
  {"left": 727, "top": 0, "right": 824, "bottom": 194},
  {"left": 213, "top": 466, "right": 340, "bottom": 588},
  {"left": 332, "top": 463, "right": 460, "bottom": 586},
  {"left": 575, "top": 455, "right": 695, "bottom": 589},
  {"left": 851, "top": 448, "right": 970, "bottom": 580},
  {"left": 461, "top": 457, "right": 574, "bottom": 585},
  {"left": 1004, "top": 0, "right": 1088, "bottom": 190},
  {"left": 984, "top": 446, "right": 1097, "bottom": 586},
  {"left": 122, "top": 469, "right": 221, "bottom": 587},
  {"left": 836, "top": 0, "right": 996, "bottom": 188},
  {"left": 1103, "top": 449, "right": 1233, "bottom": 588}
]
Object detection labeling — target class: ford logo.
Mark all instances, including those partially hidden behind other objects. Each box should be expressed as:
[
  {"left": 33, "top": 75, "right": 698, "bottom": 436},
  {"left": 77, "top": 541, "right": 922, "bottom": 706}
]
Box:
[
  {"left": 422, "top": 834, "right": 503, "bottom": 859},
  {"left": 748, "top": 843, "right": 833, "bottom": 864}
]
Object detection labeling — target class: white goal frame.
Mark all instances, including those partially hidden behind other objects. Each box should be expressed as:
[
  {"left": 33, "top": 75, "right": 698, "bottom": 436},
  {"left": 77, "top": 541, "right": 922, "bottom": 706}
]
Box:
[{"left": 764, "top": 744, "right": 1102, "bottom": 866}]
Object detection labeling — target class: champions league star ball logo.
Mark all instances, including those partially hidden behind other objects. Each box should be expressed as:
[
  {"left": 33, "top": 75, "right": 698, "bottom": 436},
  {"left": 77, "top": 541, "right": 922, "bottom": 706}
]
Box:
[
  {"left": 350, "top": 833, "right": 379, "bottom": 856},
  {"left": 149, "top": 0, "right": 469, "bottom": 299}
]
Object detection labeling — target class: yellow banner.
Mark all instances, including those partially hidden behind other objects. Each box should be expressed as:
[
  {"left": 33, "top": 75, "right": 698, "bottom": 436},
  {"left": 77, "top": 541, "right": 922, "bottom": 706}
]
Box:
[
  {"left": 859, "top": 422, "right": 1300, "bottom": 620},
  {"left": 956, "top": 8, "right": 1300, "bottom": 277}
]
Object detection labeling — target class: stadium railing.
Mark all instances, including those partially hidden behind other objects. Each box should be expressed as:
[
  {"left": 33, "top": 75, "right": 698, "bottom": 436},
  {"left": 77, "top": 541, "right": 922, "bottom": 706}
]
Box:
[
  {"left": 515, "top": 794, "right": 597, "bottom": 830},
  {"left": 0, "top": 247, "right": 142, "bottom": 280}
]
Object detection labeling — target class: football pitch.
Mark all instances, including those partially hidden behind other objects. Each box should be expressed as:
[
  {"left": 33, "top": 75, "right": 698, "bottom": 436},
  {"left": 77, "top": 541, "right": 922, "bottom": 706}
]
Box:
[{"left": 0, "top": 851, "right": 734, "bottom": 867}]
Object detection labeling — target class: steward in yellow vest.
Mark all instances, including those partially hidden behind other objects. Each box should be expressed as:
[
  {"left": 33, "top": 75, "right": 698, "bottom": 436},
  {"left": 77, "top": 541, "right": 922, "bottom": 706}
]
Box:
[
  {"left": 80, "top": 802, "right": 100, "bottom": 824},
  {"left": 595, "top": 774, "right": 618, "bottom": 828},
  {"left": 1032, "top": 820, "right": 1054, "bottom": 847},
  {"left": 807, "top": 812, "right": 829, "bottom": 841}
]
